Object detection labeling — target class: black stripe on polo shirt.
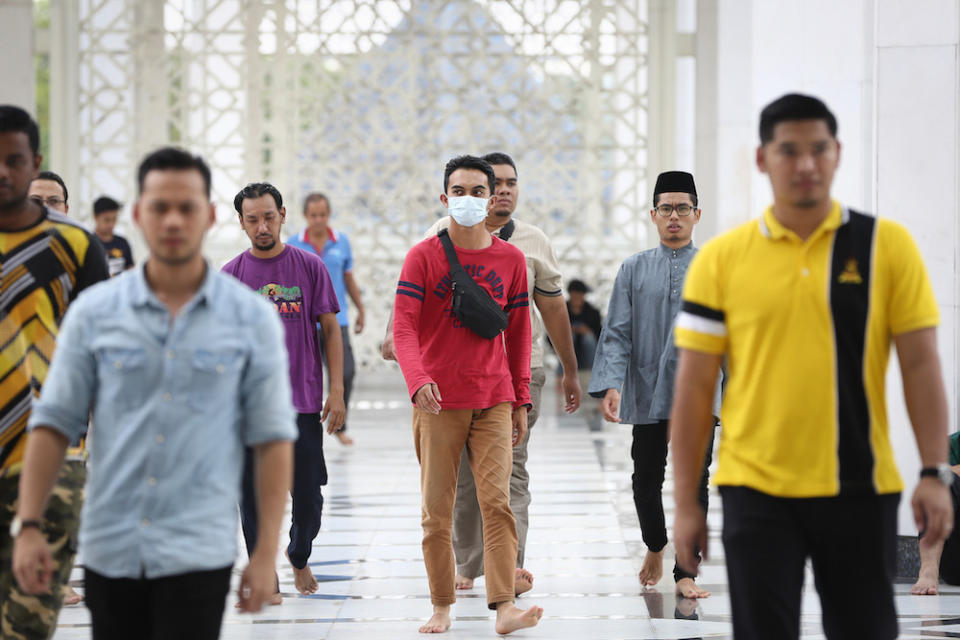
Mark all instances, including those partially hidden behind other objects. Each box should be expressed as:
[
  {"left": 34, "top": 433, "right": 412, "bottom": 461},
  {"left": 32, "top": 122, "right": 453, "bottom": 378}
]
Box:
[
  {"left": 396, "top": 288, "right": 424, "bottom": 302},
  {"left": 829, "top": 209, "right": 876, "bottom": 496},
  {"left": 681, "top": 300, "right": 725, "bottom": 322}
]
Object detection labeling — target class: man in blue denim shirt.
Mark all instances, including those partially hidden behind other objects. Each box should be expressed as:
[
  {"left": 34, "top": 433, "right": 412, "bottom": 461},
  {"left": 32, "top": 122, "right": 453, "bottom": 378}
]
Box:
[{"left": 12, "top": 148, "right": 297, "bottom": 640}]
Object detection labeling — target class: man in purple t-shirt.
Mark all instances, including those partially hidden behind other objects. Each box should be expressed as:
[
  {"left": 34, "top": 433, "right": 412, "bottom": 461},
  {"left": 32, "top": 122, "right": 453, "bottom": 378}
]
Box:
[{"left": 223, "top": 182, "right": 346, "bottom": 600}]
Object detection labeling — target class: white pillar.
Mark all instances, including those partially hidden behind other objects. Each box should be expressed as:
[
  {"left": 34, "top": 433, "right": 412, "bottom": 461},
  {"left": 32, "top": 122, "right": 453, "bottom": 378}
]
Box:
[
  {"left": 0, "top": 0, "right": 36, "bottom": 112},
  {"left": 49, "top": 0, "right": 80, "bottom": 190},
  {"left": 874, "top": 0, "right": 960, "bottom": 536}
]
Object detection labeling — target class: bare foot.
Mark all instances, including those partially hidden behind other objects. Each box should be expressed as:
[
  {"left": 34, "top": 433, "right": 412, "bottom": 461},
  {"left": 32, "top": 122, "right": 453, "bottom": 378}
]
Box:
[
  {"left": 62, "top": 584, "right": 83, "bottom": 605},
  {"left": 335, "top": 430, "right": 354, "bottom": 446},
  {"left": 455, "top": 574, "right": 474, "bottom": 590},
  {"left": 419, "top": 605, "right": 451, "bottom": 633},
  {"left": 913, "top": 535, "right": 945, "bottom": 595},
  {"left": 495, "top": 602, "right": 543, "bottom": 635},
  {"left": 235, "top": 591, "right": 282, "bottom": 607},
  {"left": 638, "top": 549, "right": 664, "bottom": 586},
  {"left": 515, "top": 568, "right": 533, "bottom": 596},
  {"left": 675, "top": 577, "right": 710, "bottom": 598},
  {"left": 292, "top": 564, "right": 319, "bottom": 594}
]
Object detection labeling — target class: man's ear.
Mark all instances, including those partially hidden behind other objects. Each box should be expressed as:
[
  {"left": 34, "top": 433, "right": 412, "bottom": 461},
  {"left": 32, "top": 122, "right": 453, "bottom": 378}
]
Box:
[
  {"left": 440, "top": 193, "right": 449, "bottom": 208},
  {"left": 756, "top": 145, "right": 767, "bottom": 173},
  {"left": 279, "top": 206, "right": 286, "bottom": 224}
]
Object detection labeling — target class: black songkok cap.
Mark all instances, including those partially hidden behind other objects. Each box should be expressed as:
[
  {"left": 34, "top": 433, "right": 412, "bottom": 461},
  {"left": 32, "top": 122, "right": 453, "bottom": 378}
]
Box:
[{"left": 653, "top": 171, "right": 697, "bottom": 198}]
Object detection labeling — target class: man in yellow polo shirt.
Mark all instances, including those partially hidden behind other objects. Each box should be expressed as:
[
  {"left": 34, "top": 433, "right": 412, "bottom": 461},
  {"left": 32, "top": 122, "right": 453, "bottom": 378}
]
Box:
[{"left": 669, "top": 93, "right": 953, "bottom": 640}]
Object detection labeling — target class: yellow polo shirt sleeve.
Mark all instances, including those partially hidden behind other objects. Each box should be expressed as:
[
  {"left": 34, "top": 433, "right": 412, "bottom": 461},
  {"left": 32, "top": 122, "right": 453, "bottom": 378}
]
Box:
[
  {"left": 878, "top": 221, "right": 939, "bottom": 335},
  {"left": 675, "top": 241, "right": 727, "bottom": 355}
]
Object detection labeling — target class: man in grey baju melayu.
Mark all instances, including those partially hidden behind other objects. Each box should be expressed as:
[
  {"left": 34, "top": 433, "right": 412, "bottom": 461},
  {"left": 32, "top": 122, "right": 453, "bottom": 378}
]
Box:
[{"left": 589, "top": 171, "right": 720, "bottom": 599}]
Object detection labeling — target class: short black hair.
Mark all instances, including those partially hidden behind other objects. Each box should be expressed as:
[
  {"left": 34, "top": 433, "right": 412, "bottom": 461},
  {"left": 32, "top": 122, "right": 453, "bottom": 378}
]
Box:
[
  {"left": 234, "top": 182, "right": 283, "bottom": 215},
  {"left": 759, "top": 93, "right": 837, "bottom": 145},
  {"left": 481, "top": 152, "right": 517, "bottom": 176},
  {"left": 0, "top": 105, "right": 40, "bottom": 156},
  {"left": 137, "top": 147, "right": 211, "bottom": 198},
  {"left": 303, "top": 192, "right": 329, "bottom": 214},
  {"left": 443, "top": 155, "right": 495, "bottom": 194},
  {"left": 93, "top": 195, "right": 122, "bottom": 216},
  {"left": 35, "top": 170, "right": 68, "bottom": 204}
]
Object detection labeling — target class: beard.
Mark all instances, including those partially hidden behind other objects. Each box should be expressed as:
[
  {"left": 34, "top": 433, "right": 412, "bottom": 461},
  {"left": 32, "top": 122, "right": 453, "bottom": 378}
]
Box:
[{"left": 255, "top": 237, "right": 277, "bottom": 251}]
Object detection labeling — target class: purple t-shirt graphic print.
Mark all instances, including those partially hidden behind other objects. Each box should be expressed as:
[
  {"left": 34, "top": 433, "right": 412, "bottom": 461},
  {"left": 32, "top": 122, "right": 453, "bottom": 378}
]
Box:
[{"left": 222, "top": 245, "right": 339, "bottom": 413}]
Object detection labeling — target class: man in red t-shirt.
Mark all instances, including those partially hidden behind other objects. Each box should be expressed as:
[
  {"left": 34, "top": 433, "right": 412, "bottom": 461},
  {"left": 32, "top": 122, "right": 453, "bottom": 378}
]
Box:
[{"left": 393, "top": 155, "right": 543, "bottom": 635}]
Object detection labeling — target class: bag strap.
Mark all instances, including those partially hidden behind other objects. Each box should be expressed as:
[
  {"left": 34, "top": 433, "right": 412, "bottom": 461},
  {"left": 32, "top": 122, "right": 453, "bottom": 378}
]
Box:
[
  {"left": 498, "top": 219, "right": 515, "bottom": 242},
  {"left": 437, "top": 229, "right": 464, "bottom": 276}
]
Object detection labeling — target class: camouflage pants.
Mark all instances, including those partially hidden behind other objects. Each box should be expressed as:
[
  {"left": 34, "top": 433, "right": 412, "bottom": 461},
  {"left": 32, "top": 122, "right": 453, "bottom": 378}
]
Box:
[{"left": 0, "top": 459, "right": 85, "bottom": 640}]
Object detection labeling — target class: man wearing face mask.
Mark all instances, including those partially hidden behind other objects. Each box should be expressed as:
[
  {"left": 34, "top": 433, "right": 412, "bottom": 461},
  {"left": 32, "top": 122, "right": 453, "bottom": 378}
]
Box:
[
  {"left": 393, "top": 155, "right": 543, "bottom": 635},
  {"left": 384, "top": 152, "right": 580, "bottom": 596}
]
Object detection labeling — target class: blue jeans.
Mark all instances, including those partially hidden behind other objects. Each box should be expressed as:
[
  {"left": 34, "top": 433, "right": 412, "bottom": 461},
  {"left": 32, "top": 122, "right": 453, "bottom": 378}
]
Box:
[{"left": 240, "top": 412, "right": 327, "bottom": 569}]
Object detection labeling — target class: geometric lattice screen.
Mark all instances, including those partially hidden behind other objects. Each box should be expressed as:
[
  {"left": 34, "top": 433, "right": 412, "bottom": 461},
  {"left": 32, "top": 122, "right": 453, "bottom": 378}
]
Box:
[{"left": 74, "top": 0, "right": 651, "bottom": 370}]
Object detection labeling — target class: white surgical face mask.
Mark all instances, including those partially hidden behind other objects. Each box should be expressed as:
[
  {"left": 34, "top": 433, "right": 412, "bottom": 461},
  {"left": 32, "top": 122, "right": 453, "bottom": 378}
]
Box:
[{"left": 447, "top": 195, "right": 488, "bottom": 227}]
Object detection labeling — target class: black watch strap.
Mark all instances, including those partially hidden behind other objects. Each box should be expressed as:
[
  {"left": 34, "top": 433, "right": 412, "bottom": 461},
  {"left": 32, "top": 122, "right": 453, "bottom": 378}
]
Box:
[{"left": 19, "top": 519, "right": 42, "bottom": 532}]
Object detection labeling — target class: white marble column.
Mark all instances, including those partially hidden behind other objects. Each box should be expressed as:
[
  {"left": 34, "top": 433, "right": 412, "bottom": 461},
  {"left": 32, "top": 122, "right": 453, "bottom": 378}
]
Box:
[{"left": 0, "top": 0, "right": 36, "bottom": 112}]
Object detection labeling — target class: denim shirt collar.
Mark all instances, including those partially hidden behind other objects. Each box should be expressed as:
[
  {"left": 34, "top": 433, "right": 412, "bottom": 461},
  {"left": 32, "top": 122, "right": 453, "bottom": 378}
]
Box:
[{"left": 130, "top": 260, "right": 215, "bottom": 312}]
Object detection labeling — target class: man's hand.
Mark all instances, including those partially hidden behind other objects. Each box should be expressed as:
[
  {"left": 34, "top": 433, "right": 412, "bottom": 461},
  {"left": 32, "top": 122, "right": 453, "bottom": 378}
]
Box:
[
  {"left": 674, "top": 503, "right": 709, "bottom": 577},
  {"left": 381, "top": 332, "right": 396, "bottom": 361},
  {"left": 12, "top": 528, "right": 54, "bottom": 595},
  {"left": 560, "top": 373, "right": 581, "bottom": 413},
  {"left": 354, "top": 310, "right": 365, "bottom": 334},
  {"left": 414, "top": 383, "right": 442, "bottom": 414},
  {"left": 913, "top": 478, "right": 954, "bottom": 543},
  {"left": 322, "top": 392, "right": 346, "bottom": 434},
  {"left": 236, "top": 551, "right": 275, "bottom": 613},
  {"left": 512, "top": 406, "right": 529, "bottom": 446},
  {"left": 601, "top": 388, "right": 620, "bottom": 422}
]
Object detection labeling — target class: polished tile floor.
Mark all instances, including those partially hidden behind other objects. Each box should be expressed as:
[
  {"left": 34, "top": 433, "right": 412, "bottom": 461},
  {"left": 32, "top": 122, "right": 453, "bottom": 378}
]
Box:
[{"left": 53, "top": 371, "right": 960, "bottom": 639}]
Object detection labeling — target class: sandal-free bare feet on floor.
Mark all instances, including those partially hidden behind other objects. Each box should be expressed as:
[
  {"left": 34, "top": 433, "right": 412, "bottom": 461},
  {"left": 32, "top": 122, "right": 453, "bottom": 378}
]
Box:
[
  {"left": 638, "top": 549, "right": 664, "bottom": 587},
  {"left": 675, "top": 577, "right": 710, "bottom": 598},
  {"left": 454, "top": 574, "right": 474, "bottom": 590},
  {"left": 495, "top": 602, "right": 543, "bottom": 635},
  {"left": 419, "top": 605, "right": 451, "bottom": 633}
]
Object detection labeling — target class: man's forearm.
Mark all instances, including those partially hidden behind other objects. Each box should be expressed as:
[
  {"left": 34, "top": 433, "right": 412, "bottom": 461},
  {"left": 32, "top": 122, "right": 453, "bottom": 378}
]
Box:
[
  {"left": 536, "top": 293, "right": 577, "bottom": 373},
  {"left": 344, "top": 272, "right": 365, "bottom": 315},
  {"left": 16, "top": 428, "right": 69, "bottom": 520},
  {"left": 320, "top": 315, "right": 345, "bottom": 392},
  {"left": 670, "top": 349, "right": 722, "bottom": 508},
  {"left": 252, "top": 440, "right": 293, "bottom": 558},
  {"left": 898, "top": 330, "right": 949, "bottom": 466}
]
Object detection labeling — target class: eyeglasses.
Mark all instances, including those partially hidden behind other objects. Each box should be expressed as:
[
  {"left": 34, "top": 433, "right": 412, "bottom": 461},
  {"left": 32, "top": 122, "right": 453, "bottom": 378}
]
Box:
[
  {"left": 30, "top": 196, "right": 66, "bottom": 207},
  {"left": 654, "top": 204, "right": 695, "bottom": 217}
]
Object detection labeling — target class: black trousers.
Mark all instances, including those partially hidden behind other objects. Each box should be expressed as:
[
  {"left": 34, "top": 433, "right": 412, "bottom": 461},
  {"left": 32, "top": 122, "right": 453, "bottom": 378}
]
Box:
[
  {"left": 937, "top": 473, "right": 960, "bottom": 583},
  {"left": 84, "top": 566, "right": 231, "bottom": 640},
  {"left": 721, "top": 486, "right": 899, "bottom": 640},
  {"left": 319, "top": 324, "right": 355, "bottom": 432},
  {"left": 241, "top": 412, "right": 327, "bottom": 569},
  {"left": 631, "top": 420, "right": 714, "bottom": 582}
]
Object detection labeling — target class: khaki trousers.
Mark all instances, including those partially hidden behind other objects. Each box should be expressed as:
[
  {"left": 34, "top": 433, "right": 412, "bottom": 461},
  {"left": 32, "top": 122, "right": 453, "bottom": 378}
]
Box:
[
  {"left": 452, "top": 368, "right": 545, "bottom": 578},
  {"left": 413, "top": 402, "right": 517, "bottom": 608}
]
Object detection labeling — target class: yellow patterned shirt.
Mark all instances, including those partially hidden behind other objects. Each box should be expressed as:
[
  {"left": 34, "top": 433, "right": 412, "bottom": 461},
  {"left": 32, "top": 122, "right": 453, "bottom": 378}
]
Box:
[{"left": 0, "top": 208, "right": 109, "bottom": 476}]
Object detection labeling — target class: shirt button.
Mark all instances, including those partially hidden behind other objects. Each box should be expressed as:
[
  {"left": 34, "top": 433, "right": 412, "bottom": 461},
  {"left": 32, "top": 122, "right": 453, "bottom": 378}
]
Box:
[
  {"left": 156, "top": 434, "right": 165, "bottom": 444},
  {"left": 166, "top": 350, "right": 175, "bottom": 359},
  {"left": 162, "top": 393, "right": 172, "bottom": 402},
  {"left": 801, "top": 268, "right": 810, "bottom": 277},
  {"left": 114, "top": 361, "right": 123, "bottom": 369},
  {"left": 141, "top": 518, "right": 150, "bottom": 527},
  {"left": 216, "top": 364, "right": 225, "bottom": 374},
  {"left": 148, "top": 477, "right": 157, "bottom": 486}
]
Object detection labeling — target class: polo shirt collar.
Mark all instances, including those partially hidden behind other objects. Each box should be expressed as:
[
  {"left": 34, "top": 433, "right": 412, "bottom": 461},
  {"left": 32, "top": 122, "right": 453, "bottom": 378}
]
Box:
[
  {"left": 300, "top": 227, "right": 338, "bottom": 244},
  {"left": 758, "top": 200, "right": 844, "bottom": 241}
]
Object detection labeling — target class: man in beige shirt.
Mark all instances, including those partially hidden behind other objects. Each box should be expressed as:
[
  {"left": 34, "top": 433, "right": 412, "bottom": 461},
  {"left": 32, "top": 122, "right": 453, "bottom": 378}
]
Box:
[{"left": 384, "top": 151, "right": 581, "bottom": 595}]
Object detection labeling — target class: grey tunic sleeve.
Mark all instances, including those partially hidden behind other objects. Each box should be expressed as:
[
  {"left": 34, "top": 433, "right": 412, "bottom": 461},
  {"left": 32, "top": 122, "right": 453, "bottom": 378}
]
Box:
[{"left": 588, "top": 261, "right": 633, "bottom": 398}]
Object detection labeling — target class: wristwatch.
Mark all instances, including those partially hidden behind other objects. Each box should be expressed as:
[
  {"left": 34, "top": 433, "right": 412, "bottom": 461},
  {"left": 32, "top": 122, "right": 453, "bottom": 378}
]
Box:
[
  {"left": 9, "top": 516, "right": 42, "bottom": 537},
  {"left": 920, "top": 464, "right": 954, "bottom": 487}
]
